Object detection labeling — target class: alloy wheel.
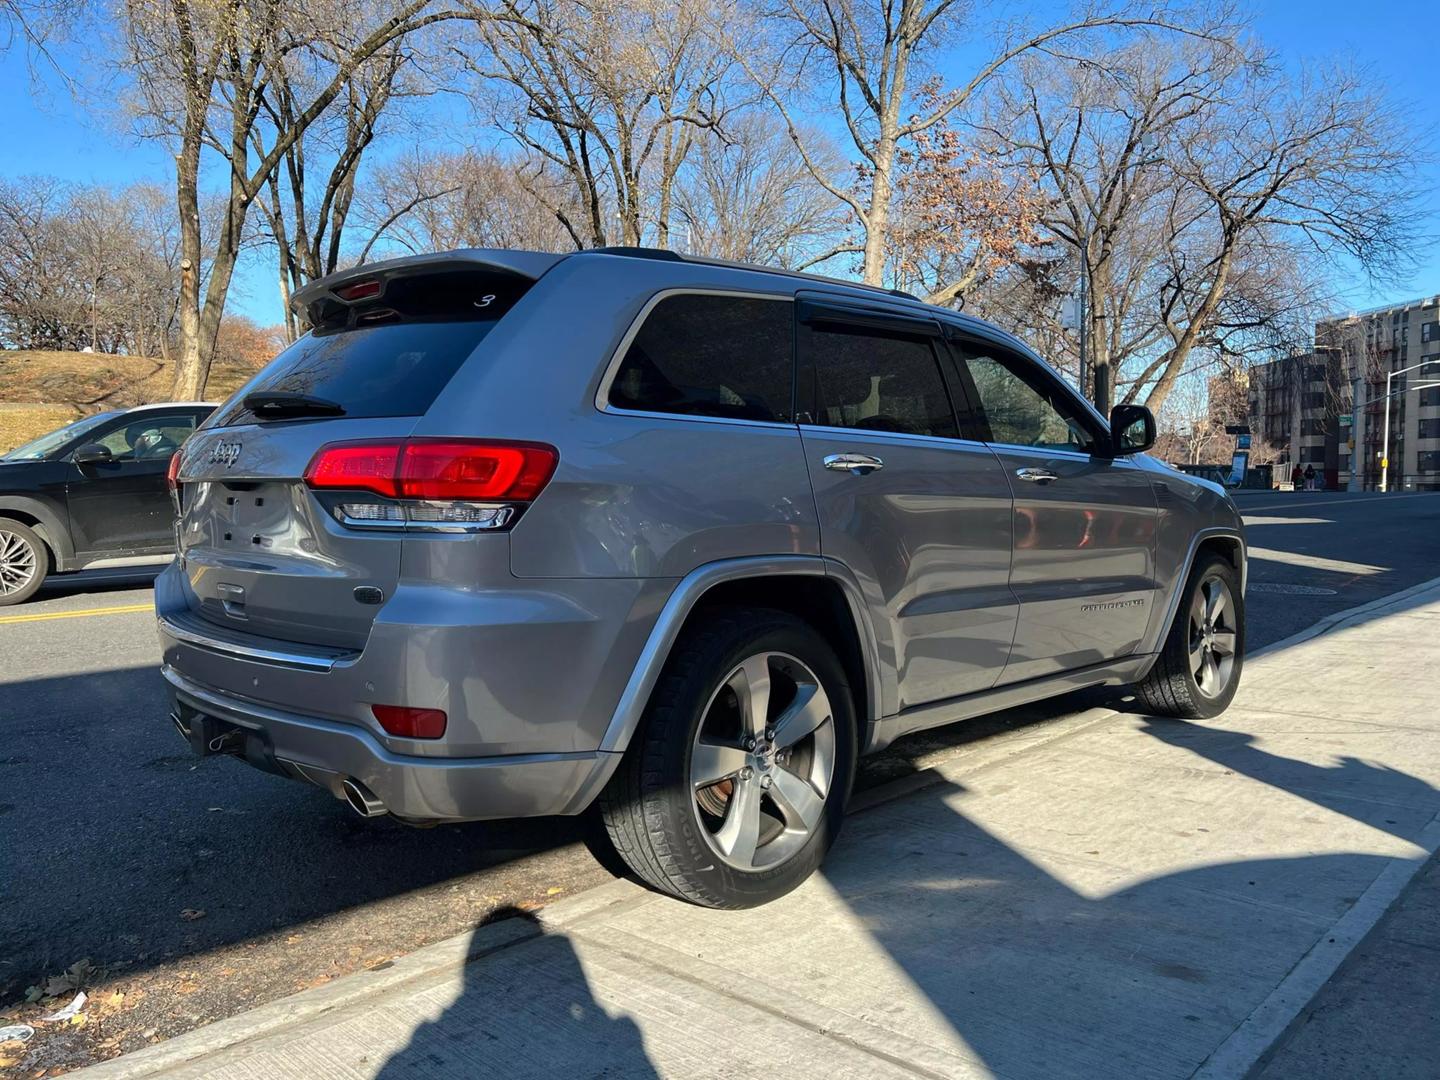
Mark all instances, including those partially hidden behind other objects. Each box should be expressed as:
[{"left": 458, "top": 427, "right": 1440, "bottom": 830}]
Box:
[
  {"left": 1188, "top": 575, "right": 1238, "bottom": 699},
  {"left": 0, "top": 529, "right": 37, "bottom": 596},
  {"left": 689, "top": 651, "right": 836, "bottom": 871}
]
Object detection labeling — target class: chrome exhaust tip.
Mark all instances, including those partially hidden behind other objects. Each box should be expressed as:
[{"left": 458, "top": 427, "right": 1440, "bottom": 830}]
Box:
[{"left": 341, "top": 777, "right": 388, "bottom": 818}]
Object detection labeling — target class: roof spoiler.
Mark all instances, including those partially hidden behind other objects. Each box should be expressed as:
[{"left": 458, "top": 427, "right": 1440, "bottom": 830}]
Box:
[{"left": 289, "top": 249, "right": 565, "bottom": 317}]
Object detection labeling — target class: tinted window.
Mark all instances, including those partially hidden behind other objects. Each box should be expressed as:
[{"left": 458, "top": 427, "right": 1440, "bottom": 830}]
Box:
[
  {"left": 802, "top": 325, "right": 957, "bottom": 438},
  {"left": 95, "top": 413, "right": 199, "bottom": 461},
  {"left": 213, "top": 322, "right": 491, "bottom": 425},
  {"left": 608, "top": 295, "right": 793, "bottom": 422},
  {"left": 959, "top": 345, "right": 1097, "bottom": 453}
]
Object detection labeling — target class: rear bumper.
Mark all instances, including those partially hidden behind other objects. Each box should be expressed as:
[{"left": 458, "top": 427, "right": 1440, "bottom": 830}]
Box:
[{"left": 163, "top": 664, "right": 619, "bottom": 820}]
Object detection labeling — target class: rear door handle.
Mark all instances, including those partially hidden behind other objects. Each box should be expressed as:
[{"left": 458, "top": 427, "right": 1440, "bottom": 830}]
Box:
[
  {"left": 823, "top": 453, "right": 884, "bottom": 475},
  {"left": 1015, "top": 467, "right": 1059, "bottom": 484}
]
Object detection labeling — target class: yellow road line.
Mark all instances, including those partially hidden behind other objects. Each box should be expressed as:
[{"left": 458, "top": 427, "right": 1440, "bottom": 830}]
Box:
[{"left": 0, "top": 602, "right": 154, "bottom": 625}]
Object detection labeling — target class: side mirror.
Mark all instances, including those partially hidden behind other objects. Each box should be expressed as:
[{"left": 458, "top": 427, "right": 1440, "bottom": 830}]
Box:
[
  {"left": 73, "top": 443, "right": 114, "bottom": 466},
  {"left": 1108, "top": 404, "right": 1156, "bottom": 456}
]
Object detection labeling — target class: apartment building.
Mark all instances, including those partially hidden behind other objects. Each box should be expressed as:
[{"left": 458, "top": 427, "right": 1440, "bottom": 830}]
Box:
[{"left": 1248, "top": 296, "right": 1440, "bottom": 490}]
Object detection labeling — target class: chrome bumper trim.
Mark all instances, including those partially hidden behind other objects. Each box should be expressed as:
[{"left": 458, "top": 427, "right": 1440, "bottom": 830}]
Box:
[{"left": 158, "top": 611, "right": 355, "bottom": 672}]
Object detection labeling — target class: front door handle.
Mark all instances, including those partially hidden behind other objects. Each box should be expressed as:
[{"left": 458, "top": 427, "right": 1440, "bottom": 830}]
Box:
[
  {"left": 1015, "top": 467, "right": 1059, "bottom": 484},
  {"left": 824, "top": 453, "right": 884, "bottom": 475}
]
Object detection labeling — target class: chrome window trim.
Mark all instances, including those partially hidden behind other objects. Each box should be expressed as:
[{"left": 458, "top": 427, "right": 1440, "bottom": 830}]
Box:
[
  {"left": 593, "top": 287, "right": 796, "bottom": 420},
  {"left": 797, "top": 422, "right": 993, "bottom": 453}
]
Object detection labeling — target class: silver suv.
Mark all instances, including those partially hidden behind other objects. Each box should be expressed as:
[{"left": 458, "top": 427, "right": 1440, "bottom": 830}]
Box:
[{"left": 157, "top": 247, "right": 1246, "bottom": 908}]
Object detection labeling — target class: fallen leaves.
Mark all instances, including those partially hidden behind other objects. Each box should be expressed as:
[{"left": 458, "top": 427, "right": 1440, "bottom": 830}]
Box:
[
  {"left": 179, "top": 909, "right": 206, "bottom": 922},
  {"left": 26, "top": 959, "right": 95, "bottom": 1002}
]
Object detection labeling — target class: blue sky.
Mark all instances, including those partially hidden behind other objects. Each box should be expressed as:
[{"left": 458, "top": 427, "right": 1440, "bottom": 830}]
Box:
[{"left": 2, "top": 0, "right": 1436, "bottom": 326}]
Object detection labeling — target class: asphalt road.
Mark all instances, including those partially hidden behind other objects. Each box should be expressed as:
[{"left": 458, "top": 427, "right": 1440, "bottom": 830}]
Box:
[{"left": 2, "top": 489, "right": 1437, "bottom": 1070}]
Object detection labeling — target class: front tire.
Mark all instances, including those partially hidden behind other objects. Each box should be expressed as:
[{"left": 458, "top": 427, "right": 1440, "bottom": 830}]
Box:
[
  {"left": 1134, "top": 551, "right": 1244, "bottom": 718},
  {"left": 0, "top": 521, "right": 47, "bottom": 606},
  {"left": 600, "top": 608, "right": 857, "bottom": 908}
]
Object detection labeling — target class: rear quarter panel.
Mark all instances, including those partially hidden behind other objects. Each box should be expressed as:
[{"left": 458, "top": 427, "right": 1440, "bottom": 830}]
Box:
[{"left": 414, "top": 258, "right": 820, "bottom": 579}]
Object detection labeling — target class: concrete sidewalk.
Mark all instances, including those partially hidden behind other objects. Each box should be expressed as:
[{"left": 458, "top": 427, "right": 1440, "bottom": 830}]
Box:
[{"left": 72, "top": 580, "right": 1440, "bottom": 1080}]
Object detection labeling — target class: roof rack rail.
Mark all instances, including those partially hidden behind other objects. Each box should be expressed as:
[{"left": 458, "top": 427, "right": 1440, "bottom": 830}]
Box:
[{"left": 581, "top": 246, "right": 920, "bottom": 302}]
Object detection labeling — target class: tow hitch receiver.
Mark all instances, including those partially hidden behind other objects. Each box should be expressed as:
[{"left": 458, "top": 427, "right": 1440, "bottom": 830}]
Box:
[{"left": 170, "top": 704, "right": 285, "bottom": 777}]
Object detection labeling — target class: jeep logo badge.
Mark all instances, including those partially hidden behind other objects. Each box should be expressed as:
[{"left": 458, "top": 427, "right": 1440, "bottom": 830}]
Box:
[{"left": 209, "top": 441, "right": 242, "bottom": 468}]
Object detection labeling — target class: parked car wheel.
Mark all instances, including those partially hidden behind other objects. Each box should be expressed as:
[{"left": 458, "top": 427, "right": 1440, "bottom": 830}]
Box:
[
  {"left": 1134, "top": 551, "right": 1244, "bottom": 719},
  {"left": 0, "top": 520, "right": 47, "bottom": 606},
  {"left": 601, "top": 608, "right": 857, "bottom": 908}
]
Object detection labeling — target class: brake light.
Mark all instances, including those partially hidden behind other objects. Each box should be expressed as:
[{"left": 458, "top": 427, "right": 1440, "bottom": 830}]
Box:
[
  {"left": 167, "top": 450, "right": 183, "bottom": 492},
  {"left": 302, "top": 439, "right": 558, "bottom": 525},
  {"left": 371, "top": 704, "right": 447, "bottom": 739},
  {"left": 335, "top": 279, "right": 382, "bottom": 301},
  {"left": 304, "top": 441, "right": 404, "bottom": 498},
  {"left": 400, "top": 441, "right": 555, "bottom": 500}
]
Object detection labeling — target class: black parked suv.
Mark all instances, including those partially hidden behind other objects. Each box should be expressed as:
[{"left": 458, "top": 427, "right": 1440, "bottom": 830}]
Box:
[{"left": 0, "top": 402, "right": 215, "bottom": 604}]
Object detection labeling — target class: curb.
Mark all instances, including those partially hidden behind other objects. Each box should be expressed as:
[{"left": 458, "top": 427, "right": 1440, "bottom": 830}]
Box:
[{"left": 70, "top": 575, "right": 1440, "bottom": 1078}]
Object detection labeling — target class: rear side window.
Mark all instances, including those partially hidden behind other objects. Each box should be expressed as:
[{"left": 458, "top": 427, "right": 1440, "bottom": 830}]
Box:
[
  {"left": 608, "top": 294, "right": 794, "bottom": 422},
  {"left": 801, "top": 324, "right": 958, "bottom": 438},
  {"left": 213, "top": 268, "right": 529, "bottom": 426}
]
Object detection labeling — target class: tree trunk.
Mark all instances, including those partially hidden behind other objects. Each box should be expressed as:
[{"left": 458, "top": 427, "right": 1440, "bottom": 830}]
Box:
[
  {"left": 171, "top": 123, "right": 206, "bottom": 399},
  {"left": 862, "top": 139, "right": 896, "bottom": 286}
]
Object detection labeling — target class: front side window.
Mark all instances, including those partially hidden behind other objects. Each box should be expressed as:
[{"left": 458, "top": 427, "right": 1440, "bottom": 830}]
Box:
[
  {"left": 94, "top": 414, "right": 198, "bottom": 461},
  {"left": 958, "top": 344, "right": 1097, "bottom": 453},
  {"left": 801, "top": 324, "right": 958, "bottom": 438},
  {"left": 608, "top": 294, "right": 794, "bottom": 422}
]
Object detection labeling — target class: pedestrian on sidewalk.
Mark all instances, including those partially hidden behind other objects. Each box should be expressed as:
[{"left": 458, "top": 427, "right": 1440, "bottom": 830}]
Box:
[
  {"left": 1304, "top": 464, "right": 1317, "bottom": 491},
  {"left": 1291, "top": 463, "right": 1304, "bottom": 491}
]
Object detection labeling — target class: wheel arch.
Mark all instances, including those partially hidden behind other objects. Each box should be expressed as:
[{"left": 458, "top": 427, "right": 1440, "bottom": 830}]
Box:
[
  {"left": 1142, "top": 527, "right": 1247, "bottom": 658},
  {"left": 0, "top": 496, "right": 71, "bottom": 572},
  {"left": 596, "top": 556, "right": 884, "bottom": 758}
]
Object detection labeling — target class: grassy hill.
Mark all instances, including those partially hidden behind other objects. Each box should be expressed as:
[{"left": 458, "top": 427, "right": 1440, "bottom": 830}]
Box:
[{"left": 0, "top": 350, "right": 263, "bottom": 453}]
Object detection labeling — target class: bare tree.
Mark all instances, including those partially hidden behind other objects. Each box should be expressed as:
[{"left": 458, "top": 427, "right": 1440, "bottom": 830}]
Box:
[
  {"left": 726, "top": 0, "right": 1220, "bottom": 291},
  {"left": 352, "top": 147, "right": 576, "bottom": 255},
  {"left": 991, "top": 28, "right": 1420, "bottom": 412},
  {"left": 672, "top": 113, "right": 846, "bottom": 266},
  {"left": 0, "top": 177, "right": 191, "bottom": 356},
  {"left": 254, "top": 40, "right": 425, "bottom": 340},
  {"left": 119, "top": 0, "right": 472, "bottom": 398},
  {"left": 468, "top": 0, "right": 737, "bottom": 250}
]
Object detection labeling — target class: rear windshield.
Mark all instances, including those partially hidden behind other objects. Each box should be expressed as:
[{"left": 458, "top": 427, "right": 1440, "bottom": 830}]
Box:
[
  {"left": 212, "top": 266, "right": 536, "bottom": 426},
  {"left": 211, "top": 321, "right": 493, "bottom": 426}
]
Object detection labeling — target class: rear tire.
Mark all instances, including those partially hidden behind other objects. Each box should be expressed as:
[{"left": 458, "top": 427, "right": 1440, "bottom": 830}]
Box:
[
  {"left": 600, "top": 607, "right": 857, "bottom": 908},
  {"left": 0, "top": 521, "right": 47, "bottom": 606},
  {"left": 1133, "top": 551, "right": 1244, "bottom": 719}
]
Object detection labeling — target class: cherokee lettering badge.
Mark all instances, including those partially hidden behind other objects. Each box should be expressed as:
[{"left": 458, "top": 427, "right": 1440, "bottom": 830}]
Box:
[{"left": 1082, "top": 598, "right": 1146, "bottom": 613}]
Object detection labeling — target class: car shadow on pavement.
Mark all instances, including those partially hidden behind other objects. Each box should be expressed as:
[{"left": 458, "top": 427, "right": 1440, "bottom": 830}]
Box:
[
  {"left": 359, "top": 715, "right": 1438, "bottom": 1080},
  {"left": 0, "top": 663, "right": 607, "bottom": 1008},
  {"left": 375, "top": 908, "right": 659, "bottom": 1079}
]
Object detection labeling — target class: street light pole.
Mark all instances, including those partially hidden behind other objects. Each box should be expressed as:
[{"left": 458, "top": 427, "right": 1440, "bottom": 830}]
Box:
[
  {"left": 1379, "top": 359, "right": 1440, "bottom": 492},
  {"left": 1078, "top": 226, "right": 1089, "bottom": 401}
]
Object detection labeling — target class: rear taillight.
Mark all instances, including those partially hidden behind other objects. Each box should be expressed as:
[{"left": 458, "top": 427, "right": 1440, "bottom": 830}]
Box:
[
  {"left": 166, "top": 450, "right": 182, "bottom": 493},
  {"left": 371, "top": 704, "right": 447, "bottom": 739},
  {"left": 303, "top": 439, "right": 557, "bottom": 531}
]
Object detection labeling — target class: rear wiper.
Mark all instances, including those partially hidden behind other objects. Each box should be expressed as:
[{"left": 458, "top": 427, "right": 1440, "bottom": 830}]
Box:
[{"left": 243, "top": 392, "right": 346, "bottom": 419}]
